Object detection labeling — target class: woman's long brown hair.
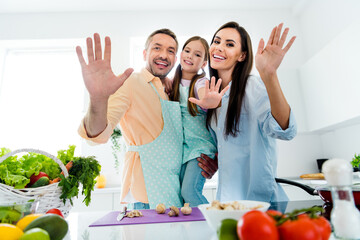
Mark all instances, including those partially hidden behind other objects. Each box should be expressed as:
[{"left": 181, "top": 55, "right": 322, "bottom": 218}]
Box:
[
  {"left": 206, "top": 21, "right": 254, "bottom": 137},
  {"left": 169, "top": 36, "right": 209, "bottom": 116}
]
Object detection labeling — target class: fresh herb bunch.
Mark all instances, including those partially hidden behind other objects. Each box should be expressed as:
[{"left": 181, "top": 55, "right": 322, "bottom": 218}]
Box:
[
  {"left": 59, "top": 156, "right": 101, "bottom": 206},
  {"left": 351, "top": 153, "right": 360, "bottom": 168}
]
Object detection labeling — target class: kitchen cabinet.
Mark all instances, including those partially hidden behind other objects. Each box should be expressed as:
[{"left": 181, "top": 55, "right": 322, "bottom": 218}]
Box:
[
  {"left": 299, "top": 20, "right": 360, "bottom": 132},
  {"left": 71, "top": 183, "right": 217, "bottom": 212}
]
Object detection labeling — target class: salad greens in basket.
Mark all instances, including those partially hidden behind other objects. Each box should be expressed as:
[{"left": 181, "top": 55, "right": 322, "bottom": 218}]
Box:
[{"left": 0, "top": 145, "right": 101, "bottom": 206}]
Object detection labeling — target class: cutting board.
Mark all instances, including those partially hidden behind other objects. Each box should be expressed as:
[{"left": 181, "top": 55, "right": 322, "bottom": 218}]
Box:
[{"left": 89, "top": 207, "right": 205, "bottom": 227}]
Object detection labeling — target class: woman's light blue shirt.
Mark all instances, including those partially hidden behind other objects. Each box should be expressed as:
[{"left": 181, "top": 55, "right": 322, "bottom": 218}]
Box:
[{"left": 210, "top": 75, "right": 297, "bottom": 202}]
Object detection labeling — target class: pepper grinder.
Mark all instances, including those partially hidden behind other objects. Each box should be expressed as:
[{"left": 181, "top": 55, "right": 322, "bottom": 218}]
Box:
[{"left": 322, "top": 158, "right": 360, "bottom": 239}]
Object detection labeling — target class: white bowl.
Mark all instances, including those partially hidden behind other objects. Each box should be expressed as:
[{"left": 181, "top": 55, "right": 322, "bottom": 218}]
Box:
[{"left": 198, "top": 200, "right": 270, "bottom": 231}]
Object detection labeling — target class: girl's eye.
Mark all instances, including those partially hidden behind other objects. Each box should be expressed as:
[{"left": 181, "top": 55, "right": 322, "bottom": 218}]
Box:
[
  {"left": 196, "top": 54, "right": 201, "bottom": 57},
  {"left": 226, "top": 43, "right": 234, "bottom": 47},
  {"left": 213, "top": 40, "right": 220, "bottom": 44},
  {"left": 184, "top": 49, "right": 190, "bottom": 53}
]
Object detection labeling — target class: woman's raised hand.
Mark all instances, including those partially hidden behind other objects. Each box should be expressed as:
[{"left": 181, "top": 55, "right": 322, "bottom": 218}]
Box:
[
  {"left": 76, "top": 33, "right": 133, "bottom": 101},
  {"left": 255, "top": 23, "right": 296, "bottom": 78},
  {"left": 188, "top": 77, "right": 230, "bottom": 109}
]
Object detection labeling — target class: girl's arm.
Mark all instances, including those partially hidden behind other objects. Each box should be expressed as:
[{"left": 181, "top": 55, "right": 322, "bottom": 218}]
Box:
[
  {"left": 255, "top": 23, "right": 296, "bottom": 130},
  {"left": 189, "top": 77, "right": 229, "bottom": 109}
]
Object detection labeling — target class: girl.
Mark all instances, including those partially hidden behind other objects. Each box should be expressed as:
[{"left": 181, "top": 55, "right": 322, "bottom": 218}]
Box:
[
  {"left": 169, "top": 36, "right": 228, "bottom": 207},
  {"left": 189, "top": 22, "right": 297, "bottom": 202}
]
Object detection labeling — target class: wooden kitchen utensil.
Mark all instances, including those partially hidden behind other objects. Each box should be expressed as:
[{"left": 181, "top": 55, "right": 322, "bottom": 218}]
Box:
[{"left": 300, "top": 173, "right": 325, "bottom": 180}]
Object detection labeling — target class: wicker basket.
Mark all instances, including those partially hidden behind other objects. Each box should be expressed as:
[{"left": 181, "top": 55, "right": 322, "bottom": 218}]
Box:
[{"left": 0, "top": 149, "right": 72, "bottom": 217}]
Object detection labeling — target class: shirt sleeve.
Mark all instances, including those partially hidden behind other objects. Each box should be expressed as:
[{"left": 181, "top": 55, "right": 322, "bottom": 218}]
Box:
[
  {"left": 194, "top": 77, "right": 208, "bottom": 100},
  {"left": 77, "top": 78, "right": 132, "bottom": 144},
  {"left": 252, "top": 76, "right": 297, "bottom": 141}
]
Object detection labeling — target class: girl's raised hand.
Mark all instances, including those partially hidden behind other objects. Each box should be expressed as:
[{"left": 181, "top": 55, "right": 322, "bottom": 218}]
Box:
[
  {"left": 76, "top": 33, "right": 133, "bottom": 101},
  {"left": 255, "top": 23, "right": 296, "bottom": 78},
  {"left": 188, "top": 77, "right": 230, "bottom": 109}
]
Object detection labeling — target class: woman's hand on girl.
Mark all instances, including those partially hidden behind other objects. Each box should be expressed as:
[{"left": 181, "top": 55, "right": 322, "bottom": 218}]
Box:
[
  {"left": 188, "top": 77, "right": 230, "bottom": 109},
  {"left": 255, "top": 23, "right": 296, "bottom": 79}
]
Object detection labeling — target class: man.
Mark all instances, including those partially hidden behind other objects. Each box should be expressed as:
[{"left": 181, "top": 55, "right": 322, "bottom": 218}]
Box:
[{"left": 76, "top": 29, "right": 217, "bottom": 209}]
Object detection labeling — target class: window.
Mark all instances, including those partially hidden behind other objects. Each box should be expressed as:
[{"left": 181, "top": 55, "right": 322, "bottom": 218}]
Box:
[{"left": 0, "top": 39, "right": 85, "bottom": 154}]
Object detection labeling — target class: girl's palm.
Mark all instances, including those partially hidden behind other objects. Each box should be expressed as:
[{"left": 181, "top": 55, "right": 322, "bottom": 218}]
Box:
[{"left": 189, "top": 77, "right": 230, "bottom": 109}]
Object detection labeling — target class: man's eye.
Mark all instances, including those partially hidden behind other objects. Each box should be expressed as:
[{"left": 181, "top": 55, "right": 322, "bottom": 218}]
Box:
[{"left": 169, "top": 50, "right": 175, "bottom": 54}]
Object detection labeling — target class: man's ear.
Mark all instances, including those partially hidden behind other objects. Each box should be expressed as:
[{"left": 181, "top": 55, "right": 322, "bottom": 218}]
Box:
[
  {"left": 143, "top": 49, "right": 147, "bottom": 61},
  {"left": 238, "top": 52, "right": 246, "bottom": 62}
]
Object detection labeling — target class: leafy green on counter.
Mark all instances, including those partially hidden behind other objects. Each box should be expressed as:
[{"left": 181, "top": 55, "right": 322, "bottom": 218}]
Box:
[
  {"left": 351, "top": 153, "right": 360, "bottom": 168},
  {"left": 58, "top": 156, "right": 101, "bottom": 206},
  {"left": 0, "top": 149, "right": 61, "bottom": 188},
  {"left": 0, "top": 146, "right": 101, "bottom": 206}
]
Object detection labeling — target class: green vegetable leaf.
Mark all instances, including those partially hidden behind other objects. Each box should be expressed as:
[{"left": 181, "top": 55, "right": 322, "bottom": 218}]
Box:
[{"left": 351, "top": 153, "right": 360, "bottom": 168}]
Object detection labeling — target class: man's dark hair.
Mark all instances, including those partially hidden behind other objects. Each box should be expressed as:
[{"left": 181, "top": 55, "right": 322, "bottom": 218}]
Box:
[{"left": 145, "top": 28, "right": 178, "bottom": 51}]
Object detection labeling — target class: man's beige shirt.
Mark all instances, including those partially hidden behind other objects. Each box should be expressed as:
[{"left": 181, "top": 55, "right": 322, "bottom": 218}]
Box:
[{"left": 78, "top": 68, "right": 169, "bottom": 203}]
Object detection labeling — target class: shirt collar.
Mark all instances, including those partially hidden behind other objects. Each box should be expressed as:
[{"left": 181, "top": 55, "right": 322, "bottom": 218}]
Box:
[
  {"left": 223, "top": 80, "right": 232, "bottom": 97},
  {"left": 141, "top": 68, "right": 159, "bottom": 83}
]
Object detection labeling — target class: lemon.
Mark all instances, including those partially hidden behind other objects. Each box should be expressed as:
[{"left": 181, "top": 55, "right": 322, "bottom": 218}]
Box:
[
  {"left": 16, "top": 214, "right": 44, "bottom": 231},
  {"left": 95, "top": 174, "right": 107, "bottom": 188},
  {"left": 0, "top": 223, "right": 23, "bottom": 240},
  {"left": 19, "top": 228, "right": 50, "bottom": 240},
  {"left": 217, "top": 219, "right": 239, "bottom": 240}
]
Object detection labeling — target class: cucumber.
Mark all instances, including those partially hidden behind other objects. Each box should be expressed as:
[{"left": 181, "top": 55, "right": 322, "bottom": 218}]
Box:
[
  {"left": 30, "top": 176, "right": 50, "bottom": 188},
  {"left": 24, "top": 214, "right": 68, "bottom": 240}
]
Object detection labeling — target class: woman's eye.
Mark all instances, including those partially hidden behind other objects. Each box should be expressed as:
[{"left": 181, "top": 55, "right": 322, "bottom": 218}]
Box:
[
  {"left": 213, "top": 40, "right": 220, "bottom": 44},
  {"left": 226, "top": 43, "right": 234, "bottom": 47}
]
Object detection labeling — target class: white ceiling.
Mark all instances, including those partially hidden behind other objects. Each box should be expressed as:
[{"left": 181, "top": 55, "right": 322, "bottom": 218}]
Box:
[{"left": 0, "top": 0, "right": 304, "bottom": 13}]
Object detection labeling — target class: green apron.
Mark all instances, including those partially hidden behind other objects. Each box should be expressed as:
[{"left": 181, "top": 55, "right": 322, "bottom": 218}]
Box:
[
  {"left": 179, "top": 84, "right": 216, "bottom": 163},
  {"left": 128, "top": 82, "right": 183, "bottom": 209}
]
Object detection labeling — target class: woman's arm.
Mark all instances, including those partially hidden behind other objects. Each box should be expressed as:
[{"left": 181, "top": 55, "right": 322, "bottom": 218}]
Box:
[{"left": 255, "top": 23, "right": 296, "bottom": 130}]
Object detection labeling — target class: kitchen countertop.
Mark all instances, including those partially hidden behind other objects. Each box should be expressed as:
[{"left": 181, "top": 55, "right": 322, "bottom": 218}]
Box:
[{"left": 63, "top": 199, "right": 336, "bottom": 240}]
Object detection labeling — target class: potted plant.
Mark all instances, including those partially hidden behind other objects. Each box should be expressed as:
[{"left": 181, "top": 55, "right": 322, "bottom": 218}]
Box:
[
  {"left": 351, "top": 153, "right": 360, "bottom": 172},
  {"left": 110, "top": 126, "right": 126, "bottom": 173}
]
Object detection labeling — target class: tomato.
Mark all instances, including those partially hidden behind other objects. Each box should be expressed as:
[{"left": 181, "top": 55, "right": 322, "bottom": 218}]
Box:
[
  {"left": 278, "top": 217, "right": 321, "bottom": 240},
  {"left": 296, "top": 214, "right": 331, "bottom": 240},
  {"left": 311, "top": 216, "right": 332, "bottom": 240},
  {"left": 237, "top": 210, "right": 279, "bottom": 240},
  {"left": 29, "top": 172, "right": 49, "bottom": 185},
  {"left": 46, "top": 208, "right": 64, "bottom": 218},
  {"left": 266, "top": 209, "right": 284, "bottom": 218}
]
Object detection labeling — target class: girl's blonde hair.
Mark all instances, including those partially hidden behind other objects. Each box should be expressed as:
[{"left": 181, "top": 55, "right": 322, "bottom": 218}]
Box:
[{"left": 169, "top": 36, "right": 210, "bottom": 116}]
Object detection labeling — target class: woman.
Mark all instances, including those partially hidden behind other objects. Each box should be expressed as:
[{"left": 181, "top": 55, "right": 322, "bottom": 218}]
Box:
[{"left": 189, "top": 22, "right": 297, "bottom": 202}]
